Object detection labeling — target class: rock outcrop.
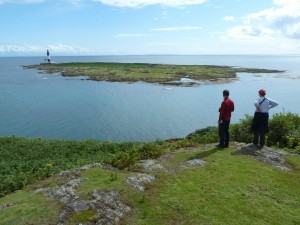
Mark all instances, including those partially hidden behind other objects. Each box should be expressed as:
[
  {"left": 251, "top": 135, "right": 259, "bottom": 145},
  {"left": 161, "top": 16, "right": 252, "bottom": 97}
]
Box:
[
  {"left": 35, "top": 163, "right": 130, "bottom": 225},
  {"left": 233, "top": 143, "right": 291, "bottom": 171}
]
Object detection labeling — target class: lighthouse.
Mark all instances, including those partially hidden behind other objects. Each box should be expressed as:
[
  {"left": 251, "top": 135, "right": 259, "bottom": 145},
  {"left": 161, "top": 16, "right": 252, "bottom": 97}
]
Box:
[{"left": 46, "top": 49, "right": 51, "bottom": 63}]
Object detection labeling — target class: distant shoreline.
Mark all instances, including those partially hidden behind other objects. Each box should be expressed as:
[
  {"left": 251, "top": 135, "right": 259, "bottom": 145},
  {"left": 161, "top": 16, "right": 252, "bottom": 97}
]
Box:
[{"left": 23, "top": 62, "right": 284, "bottom": 87}]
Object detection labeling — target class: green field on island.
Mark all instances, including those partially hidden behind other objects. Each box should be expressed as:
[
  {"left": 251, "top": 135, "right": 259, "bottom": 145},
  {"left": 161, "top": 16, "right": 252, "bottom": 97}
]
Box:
[{"left": 24, "top": 62, "right": 283, "bottom": 86}]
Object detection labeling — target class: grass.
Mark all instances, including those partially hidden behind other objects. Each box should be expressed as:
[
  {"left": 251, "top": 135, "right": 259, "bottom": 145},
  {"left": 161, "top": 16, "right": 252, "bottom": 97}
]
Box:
[
  {"left": 23, "top": 62, "right": 283, "bottom": 85},
  {"left": 0, "top": 191, "right": 59, "bottom": 225},
  {"left": 1, "top": 132, "right": 299, "bottom": 224},
  {"left": 147, "top": 149, "right": 300, "bottom": 225},
  {"left": 2, "top": 145, "right": 299, "bottom": 224}
]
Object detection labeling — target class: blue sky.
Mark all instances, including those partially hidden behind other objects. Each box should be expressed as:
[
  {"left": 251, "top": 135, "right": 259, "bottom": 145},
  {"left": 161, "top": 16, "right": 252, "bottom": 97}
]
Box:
[{"left": 0, "top": 0, "right": 300, "bottom": 56}]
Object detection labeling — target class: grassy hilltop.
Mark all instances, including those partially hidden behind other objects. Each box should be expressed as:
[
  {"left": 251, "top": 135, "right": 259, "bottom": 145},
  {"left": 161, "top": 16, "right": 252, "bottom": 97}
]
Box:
[
  {"left": 0, "top": 139, "right": 299, "bottom": 225},
  {"left": 23, "top": 62, "right": 283, "bottom": 86},
  {"left": 0, "top": 113, "right": 300, "bottom": 225}
]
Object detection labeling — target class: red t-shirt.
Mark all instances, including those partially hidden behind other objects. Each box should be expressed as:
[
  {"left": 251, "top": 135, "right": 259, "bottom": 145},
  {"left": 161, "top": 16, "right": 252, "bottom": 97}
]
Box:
[{"left": 219, "top": 97, "right": 234, "bottom": 122}]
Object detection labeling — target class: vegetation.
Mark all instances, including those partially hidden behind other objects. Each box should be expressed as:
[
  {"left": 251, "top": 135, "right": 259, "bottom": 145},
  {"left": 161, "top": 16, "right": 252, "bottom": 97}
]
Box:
[
  {"left": 186, "top": 112, "right": 300, "bottom": 153},
  {"left": 1, "top": 113, "right": 299, "bottom": 198},
  {"left": 0, "top": 191, "right": 59, "bottom": 225},
  {"left": 186, "top": 126, "right": 219, "bottom": 144},
  {"left": 1, "top": 112, "right": 300, "bottom": 224},
  {"left": 231, "top": 112, "right": 300, "bottom": 153},
  {"left": 1, "top": 147, "right": 300, "bottom": 225},
  {"left": 23, "top": 62, "right": 283, "bottom": 85},
  {"left": 0, "top": 138, "right": 164, "bottom": 197}
]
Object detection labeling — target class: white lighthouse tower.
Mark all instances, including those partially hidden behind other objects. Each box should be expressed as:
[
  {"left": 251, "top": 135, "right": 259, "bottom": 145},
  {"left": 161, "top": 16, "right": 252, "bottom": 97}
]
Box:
[{"left": 46, "top": 49, "right": 51, "bottom": 63}]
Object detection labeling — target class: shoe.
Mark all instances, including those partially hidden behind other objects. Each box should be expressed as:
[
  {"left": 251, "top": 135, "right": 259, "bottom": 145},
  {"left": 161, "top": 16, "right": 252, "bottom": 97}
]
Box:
[{"left": 258, "top": 145, "right": 264, "bottom": 150}]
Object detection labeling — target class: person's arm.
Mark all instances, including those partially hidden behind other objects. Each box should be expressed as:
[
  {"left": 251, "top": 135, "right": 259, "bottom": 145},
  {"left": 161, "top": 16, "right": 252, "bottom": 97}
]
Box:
[
  {"left": 218, "top": 102, "right": 225, "bottom": 123},
  {"left": 268, "top": 99, "right": 279, "bottom": 109},
  {"left": 254, "top": 99, "right": 261, "bottom": 112}
]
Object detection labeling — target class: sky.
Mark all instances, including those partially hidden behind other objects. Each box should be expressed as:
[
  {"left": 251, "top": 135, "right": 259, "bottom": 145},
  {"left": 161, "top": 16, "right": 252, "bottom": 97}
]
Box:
[{"left": 0, "top": 0, "right": 300, "bottom": 56}]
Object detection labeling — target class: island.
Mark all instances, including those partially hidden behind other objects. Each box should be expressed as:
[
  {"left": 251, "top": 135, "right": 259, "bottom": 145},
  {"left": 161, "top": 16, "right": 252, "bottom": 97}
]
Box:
[{"left": 23, "top": 62, "right": 284, "bottom": 86}]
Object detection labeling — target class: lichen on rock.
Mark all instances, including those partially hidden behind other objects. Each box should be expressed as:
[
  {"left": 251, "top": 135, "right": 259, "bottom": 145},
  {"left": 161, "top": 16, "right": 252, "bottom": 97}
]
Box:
[{"left": 126, "top": 173, "right": 155, "bottom": 191}]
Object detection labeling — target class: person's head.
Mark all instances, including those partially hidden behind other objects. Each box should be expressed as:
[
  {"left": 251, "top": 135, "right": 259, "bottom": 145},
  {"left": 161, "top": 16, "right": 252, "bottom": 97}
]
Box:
[
  {"left": 223, "top": 89, "right": 229, "bottom": 98},
  {"left": 259, "top": 89, "right": 266, "bottom": 97}
]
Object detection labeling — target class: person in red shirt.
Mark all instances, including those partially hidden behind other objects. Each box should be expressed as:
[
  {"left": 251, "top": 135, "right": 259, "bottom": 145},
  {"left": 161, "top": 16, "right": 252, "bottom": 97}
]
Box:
[{"left": 217, "top": 90, "right": 235, "bottom": 148}]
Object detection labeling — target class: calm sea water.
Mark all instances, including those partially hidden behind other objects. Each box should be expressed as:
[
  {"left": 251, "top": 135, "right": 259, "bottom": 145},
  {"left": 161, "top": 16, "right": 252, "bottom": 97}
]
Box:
[{"left": 0, "top": 55, "right": 300, "bottom": 141}]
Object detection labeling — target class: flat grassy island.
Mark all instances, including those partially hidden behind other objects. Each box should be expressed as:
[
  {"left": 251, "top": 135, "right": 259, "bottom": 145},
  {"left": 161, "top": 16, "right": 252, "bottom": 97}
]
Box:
[{"left": 24, "top": 62, "right": 283, "bottom": 86}]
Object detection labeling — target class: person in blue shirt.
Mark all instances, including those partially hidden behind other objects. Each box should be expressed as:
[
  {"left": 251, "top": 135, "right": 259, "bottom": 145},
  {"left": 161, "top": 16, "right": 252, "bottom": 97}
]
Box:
[{"left": 251, "top": 89, "right": 278, "bottom": 149}]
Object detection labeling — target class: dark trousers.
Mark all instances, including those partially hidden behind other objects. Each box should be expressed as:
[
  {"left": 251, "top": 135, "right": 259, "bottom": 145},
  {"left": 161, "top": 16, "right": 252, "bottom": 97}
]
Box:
[
  {"left": 219, "top": 120, "right": 230, "bottom": 147},
  {"left": 251, "top": 112, "right": 269, "bottom": 147},
  {"left": 253, "top": 132, "right": 266, "bottom": 147}
]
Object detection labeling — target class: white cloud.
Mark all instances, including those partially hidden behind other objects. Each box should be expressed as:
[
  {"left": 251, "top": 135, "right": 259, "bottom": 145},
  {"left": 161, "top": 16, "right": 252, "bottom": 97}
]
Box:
[
  {"left": 161, "top": 10, "right": 170, "bottom": 19},
  {"left": 152, "top": 26, "right": 202, "bottom": 31},
  {"left": 0, "top": 0, "right": 45, "bottom": 4},
  {"left": 115, "top": 33, "right": 146, "bottom": 38},
  {"left": 47, "top": 43, "right": 90, "bottom": 53},
  {"left": 0, "top": 43, "right": 90, "bottom": 54},
  {"left": 223, "top": 16, "right": 235, "bottom": 22},
  {"left": 93, "top": 0, "right": 206, "bottom": 8},
  {"left": 227, "top": 0, "right": 300, "bottom": 39}
]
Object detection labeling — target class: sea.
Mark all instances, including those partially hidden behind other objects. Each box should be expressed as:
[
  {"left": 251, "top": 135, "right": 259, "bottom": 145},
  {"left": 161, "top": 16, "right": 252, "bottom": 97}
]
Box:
[{"left": 0, "top": 55, "right": 300, "bottom": 142}]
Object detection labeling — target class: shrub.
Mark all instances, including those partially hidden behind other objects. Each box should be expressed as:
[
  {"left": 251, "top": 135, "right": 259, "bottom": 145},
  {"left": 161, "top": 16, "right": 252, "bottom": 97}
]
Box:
[
  {"left": 230, "top": 114, "right": 253, "bottom": 143},
  {"left": 109, "top": 142, "right": 166, "bottom": 169},
  {"left": 107, "top": 147, "right": 139, "bottom": 170},
  {"left": 186, "top": 126, "right": 219, "bottom": 144},
  {"left": 283, "top": 129, "right": 300, "bottom": 153},
  {"left": 0, "top": 137, "right": 137, "bottom": 197},
  {"left": 229, "top": 113, "right": 300, "bottom": 149},
  {"left": 138, "top": 142, "right": 163, "bottom": 159},
  {"left": 268, "top": 113, "right": 300, "bottom": 147},
  {"left": 173, "top": 139, "right": 199, "bottom": 149}
]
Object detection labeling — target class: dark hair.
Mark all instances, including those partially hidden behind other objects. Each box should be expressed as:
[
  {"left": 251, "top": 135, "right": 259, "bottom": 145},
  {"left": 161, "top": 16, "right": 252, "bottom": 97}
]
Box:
[{"left": 223, "top": 89, "right": 229, "bottom": 97}]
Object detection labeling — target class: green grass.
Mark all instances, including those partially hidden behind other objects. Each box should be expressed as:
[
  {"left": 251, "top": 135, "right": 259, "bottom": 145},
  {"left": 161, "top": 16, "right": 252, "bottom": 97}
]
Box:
[
  {"left": 0, "top": 191, "right": 59, "bottom": 225},
  {"left": 24, "top": 62, "right": 283, "bottom": 85},
  {"left": 146, "top": 149, "right": 300, "bottom": 225},
  {"left": 73, "top": 148, "right": 300, "bottom": 224},
  {"left": 1, "top": 146, "right": 300, "bottom": 225},
  {"left": 75, "top": 168, "right": 129, "bottom": 199}
]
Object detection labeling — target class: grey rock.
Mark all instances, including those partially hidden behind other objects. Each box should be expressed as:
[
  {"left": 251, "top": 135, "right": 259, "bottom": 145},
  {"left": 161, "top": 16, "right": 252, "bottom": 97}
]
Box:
[
  {"left": 67, "top": 200, "right": 91, "bottom": 212},
  {"left": 0, "top": 202, "right": 15, "bottom": 210},
  {"left": 57, "top": 169, "right": 81, "bottom": 178},
  {"left": 137, "top": 160, "right": 164, "bottom": 172},
  {"left": 44, "top": 177, "right": 87, "bottom": 204},
  {"left": 255, "top": 147, "right": 290, "bottom": 171},
  {"left": 36, "top": 164, "right": 129, "bottom": 225},
  {"left": 59, "top": 200, "right": 92, "bottom": 222},
  {"left": 65, "top": 178, "right": 87, "bottom": 189},
  {"left": 126, "top": 173, "right": 155, "bottom": 191},
  {"left": 235, "top": 143, "right": 290, "bottom": 171},
  {"left": 34, "top": 187, "right": 50, "bottom": 193},
  {"left": 90, "top": 190, "right": 131, "bottom": 225},
  {"left": 46, "top": 187, "right": 78, "bottom": 204},
  {"left": 238, "top": 143, "right": 259, "bottom": 155},
  {"left": 185, "top": 159, "right": 206, "bottom": 166},
  {"left": 59, "top": 206, "right": 74, "bottom": 223},
  {"left": 80, "top": 163, "right": 103, "bottom": 170}
]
